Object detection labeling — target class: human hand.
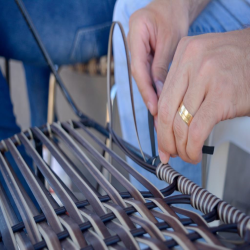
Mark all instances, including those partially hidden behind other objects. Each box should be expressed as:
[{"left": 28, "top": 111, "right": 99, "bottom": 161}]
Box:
[
  {"left": 128, "top": 0, "right": 209, "bottom": 116},
  {"left": 157, "top": 29, "right": 250, "bottom": 164}
]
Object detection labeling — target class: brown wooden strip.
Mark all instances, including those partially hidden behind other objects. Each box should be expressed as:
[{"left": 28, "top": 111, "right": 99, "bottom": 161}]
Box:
[
  {"left": 59, "top": 215, "right": 87, "bottom": 248},
  {"left": 6, "top": 137, "right": 64, "bottom": 234},
  {"left": 0, "top": 148, "right": 41, "bottom": 244},
  {"left": 19, "top": 130, "right": 83, "bottom": 223},
  {"left": 31, "top": 127, "right": 106, "bottom": 216},
  {"left": 50, "top": 123, "right": 126, "bottom": 208},
  {"left": 84, "top": 231, "right": 108, "bottom": 250}
]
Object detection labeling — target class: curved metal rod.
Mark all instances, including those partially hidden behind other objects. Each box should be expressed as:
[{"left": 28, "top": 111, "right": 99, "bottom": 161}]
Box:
[{"left": 107, "top": 21, "right": 146, "bottom": 162}]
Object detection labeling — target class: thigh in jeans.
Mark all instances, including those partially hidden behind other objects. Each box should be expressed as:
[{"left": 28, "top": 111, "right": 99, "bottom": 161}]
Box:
[
  {"left": 0, "top": 0, "right": 116, "bottom": 65},
  {"left": 0, "top": 0, "right": 117, "bottom": 135}
]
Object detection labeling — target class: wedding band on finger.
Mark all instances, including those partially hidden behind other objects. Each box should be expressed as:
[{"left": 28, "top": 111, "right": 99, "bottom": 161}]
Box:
[{"left": 178, "top": 102, "right": 193, "bottom": 126}]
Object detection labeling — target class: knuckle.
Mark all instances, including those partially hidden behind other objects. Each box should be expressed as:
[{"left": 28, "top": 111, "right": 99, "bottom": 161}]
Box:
[
  {"left": 167, "top": 143, "right": 177, "bottom": 155},
  {"left": 181, "top": 38, "right": 204, "bottom": 63},
  {"left": 189, "top": 157, "right": 200, "bottom": 165},
  {"left": 175, "top": 144, "right": 190, "bottom": 162},
  {"left": 186, "top": 148, "right": 200, "bottom": 164},
  {"left": 153, "top": 63, "right": 168, "bottom": 77},
  {"left": 181, "top": 154, "right": 192, "bottom": 163},
  {"left": 129, "top": 11, "right": 139, "bottom": 27},
  {"left": 186, "top": 38, "right": 204, "bottom": 53},
  {"left": 129, "top": 9, "right": 147, "bottom": 28},
  {"left": 175, "top": 146, "right": 187, "bottom": 161},
  {"left": 199, "top": 56, "right": 216, "bottom": 76},
  {"left": 153, "top": 68, "right": 168, "bottom": 83},
  {"left": 179, "top": 36, "right": 190, "bottom": 48},
  {"left": 187, "top": 150, "right": 201, "bottom": 164}
]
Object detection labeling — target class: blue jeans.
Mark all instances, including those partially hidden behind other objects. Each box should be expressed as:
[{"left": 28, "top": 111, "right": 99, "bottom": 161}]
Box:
[
  {"left": 0, "top": 0, "right": 116, "bottom": 127},
  {"left": 0, "top": 0, "right": 116, "bottom": 219},
  {"left": 113, "top": 0, "right": 250, "bottom": 190}
]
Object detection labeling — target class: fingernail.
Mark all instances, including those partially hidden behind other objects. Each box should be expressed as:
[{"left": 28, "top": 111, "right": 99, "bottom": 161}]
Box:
[
  {"left": 154, "top": 117, "right": 158, "bottom": 131},
  {"left": 154, "top": 80, "right": 163, "bottom": 97},
  {"left": 147, "top": 102, "right": 154, "bottom": 114},
  {"left": 158, "top": 150, "right": 169, "bottom": 164}
]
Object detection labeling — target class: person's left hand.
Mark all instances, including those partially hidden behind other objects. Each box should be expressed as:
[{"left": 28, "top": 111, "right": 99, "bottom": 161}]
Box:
[{"left": 157, "top": 29, "right": 250, "bottom": 164}]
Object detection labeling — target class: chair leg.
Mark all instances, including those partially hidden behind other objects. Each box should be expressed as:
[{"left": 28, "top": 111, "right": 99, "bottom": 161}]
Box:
[
  {"left": 47, "top": 74, "right": 56, "bottom": 124},
  {"left": 98, "top": 84, "right": 117, "bottom": 194},
  {"left": 43, "top": 74, "right": 56, "bottom": 189}
]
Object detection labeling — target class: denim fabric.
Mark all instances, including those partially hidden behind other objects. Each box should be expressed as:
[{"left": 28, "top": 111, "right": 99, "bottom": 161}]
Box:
[
  {"left": 24, "top": 64, "right": 51, "bottom": 127},
  {"left": 0, "top": 0, "right": 116, "bottom": 65},
  {"left": 0, "top": 0, "right": 116, "bottom": 127},
  {"left": 113, "top": 0, "right": 250, "bottom": 191},
  {"left": 0, "top": 1, "right": 116, "bottom": 214}
]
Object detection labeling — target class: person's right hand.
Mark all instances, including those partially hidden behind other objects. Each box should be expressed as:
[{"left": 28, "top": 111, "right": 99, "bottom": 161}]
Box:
[{"left": 128, "top": 0, "right": 209, "bottom": 117}]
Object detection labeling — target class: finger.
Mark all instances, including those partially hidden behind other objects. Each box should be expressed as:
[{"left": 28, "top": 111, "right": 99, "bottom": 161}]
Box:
[
  {"left": 152, "top": 31, "right": 178, "bottom": 85},
  {"left": 128, "top": 23, "right": 158, "bottom": 116},
  {"left": 173, "top": 111, "right": 189, "bottom": 161},
  {"left": 174, "top": 76, "right": 206, "bottom": 162},
  {"left": 157, "top": 37, "right": 191, "bottom": 163},
  {"left": 157, "top": 64, "right": 189, "bottom": 163},
  {"left": 155, "top": 80, "right": 164, "bottom": 98},
  {"left": 187, "top": 94, "right": 218, "bottom": 163}
]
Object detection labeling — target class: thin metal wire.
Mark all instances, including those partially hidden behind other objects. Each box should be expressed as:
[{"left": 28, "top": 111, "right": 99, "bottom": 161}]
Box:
[{"left": 107, "top": 22, "right": 146, "bottom": 162}]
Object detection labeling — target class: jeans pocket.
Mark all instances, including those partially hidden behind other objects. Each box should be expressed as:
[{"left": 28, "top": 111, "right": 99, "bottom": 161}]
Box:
[{"left": 70, "top": 22, "right": 111, "bottom": 63}]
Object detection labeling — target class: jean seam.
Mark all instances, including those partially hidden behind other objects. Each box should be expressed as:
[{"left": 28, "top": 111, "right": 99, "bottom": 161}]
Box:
[{"left": 70, "top": 22, "right": 112, "bottom": 61}]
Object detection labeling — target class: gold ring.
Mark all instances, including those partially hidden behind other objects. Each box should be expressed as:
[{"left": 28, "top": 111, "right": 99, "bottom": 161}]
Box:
[{"left": 178, "top": 102, "right": 193, "bottom": 126}]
